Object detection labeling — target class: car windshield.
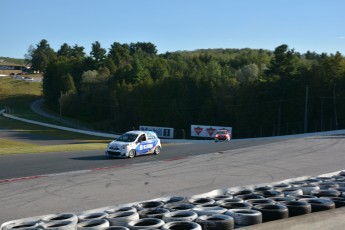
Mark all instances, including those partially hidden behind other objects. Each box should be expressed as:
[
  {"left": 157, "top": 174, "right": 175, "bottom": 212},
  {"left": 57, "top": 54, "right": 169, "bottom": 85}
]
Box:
[
  {"left": 217, "top": 131, "right": 228, "bottom": 134},
  {"left": 116, "top": 133, "right": 138, "bottom": 142}
]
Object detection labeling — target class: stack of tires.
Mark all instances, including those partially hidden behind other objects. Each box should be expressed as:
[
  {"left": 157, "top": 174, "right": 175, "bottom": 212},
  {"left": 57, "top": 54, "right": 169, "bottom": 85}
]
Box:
[{"left": 3, "top": 171, "right": 345, "bottom": 230}]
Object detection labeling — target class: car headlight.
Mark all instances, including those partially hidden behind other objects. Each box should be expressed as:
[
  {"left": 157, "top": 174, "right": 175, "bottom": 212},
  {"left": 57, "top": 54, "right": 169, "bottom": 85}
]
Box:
[{"left": 122, "top": 144, "right": 129, "bottom": 149}]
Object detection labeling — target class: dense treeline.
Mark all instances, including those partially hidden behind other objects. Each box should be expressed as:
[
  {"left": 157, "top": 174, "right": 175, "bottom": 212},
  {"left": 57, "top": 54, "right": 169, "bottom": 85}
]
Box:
[{"left": 27, "top": 39, "right": 345, "bottom": 138}]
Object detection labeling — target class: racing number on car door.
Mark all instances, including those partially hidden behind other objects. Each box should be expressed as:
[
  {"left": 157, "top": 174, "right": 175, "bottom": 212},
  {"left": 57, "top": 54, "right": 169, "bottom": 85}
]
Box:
[{"left": 136, "top": 134, "right": 153, "bottom": 154}]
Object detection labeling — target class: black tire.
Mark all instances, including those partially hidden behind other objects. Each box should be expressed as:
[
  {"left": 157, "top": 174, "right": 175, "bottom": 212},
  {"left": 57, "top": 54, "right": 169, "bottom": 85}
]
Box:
[
  {"left": 310, "top": 189, "right": 341, "bottom": 198},
  {"left": 225, "top": 209, "right": 262, "bottom": 227},
  {"left": 259, "top": 190, "right": 284, "bottom": 198},
  {"left": 280, "top": 201, "right": 312, "bottom": 217},
  {"left": 128, "top": 149, "right": 136, "bottom": 158},
  {"left": 235, "top": 194, "right": 264, "bottom": 200},
  {"left": 161, "top": 221, "right": 201, "bottom": 230},
  {"left": 252, "top": 204, "right": 288, "bottom": 222},
  {"left": 126, "top": 218, "right": 165, "bottom": 230},
  {"left": 324, "top": 197, "right": 345, "bottom": 208},
  {"left": 219, "top": 201, "right": 253, "bottom": 209},
  {"left": 270, "top": 197, "right": 295, "bottom": 202},
  {"left": 153, "top": 146, "right": 161, "bottom": 155},
  {"left": 196, "top": 214, "right": 234, "bottom": 230},
  {"left": 164, "top": 196, "right": 187, "bottom": 204},
  {"left": 300, "top": 198, "right": 336, "bottom": 212},
  {"left": 188, "top": 197, "right": 215, "bottom": 205}
]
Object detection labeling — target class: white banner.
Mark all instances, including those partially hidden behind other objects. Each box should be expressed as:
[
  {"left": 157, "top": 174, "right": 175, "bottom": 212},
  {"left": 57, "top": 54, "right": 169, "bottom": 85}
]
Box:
[
  {"left": 191, "top": 125, "right": 232, "bottom": 138},
  {"left": 139, "top": 125, "right": 174, "bottom": 139}
]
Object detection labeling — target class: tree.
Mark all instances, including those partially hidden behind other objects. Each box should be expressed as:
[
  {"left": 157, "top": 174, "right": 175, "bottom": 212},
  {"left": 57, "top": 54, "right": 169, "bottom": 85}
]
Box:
[
  {"left": 90, "top": 41, "right": 106, "bottom": 67},
  {"left": 30, "top": 39, "right": 57, "bottom": 73},
  {"left": 57, "top": 43, "right": 73, "bottom": 57}
]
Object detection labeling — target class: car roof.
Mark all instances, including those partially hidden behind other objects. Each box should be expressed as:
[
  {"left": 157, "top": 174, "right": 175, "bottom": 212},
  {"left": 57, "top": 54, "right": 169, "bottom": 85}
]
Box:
[{"left": 125, "top": 130, "right": 158, "bottom": 137}]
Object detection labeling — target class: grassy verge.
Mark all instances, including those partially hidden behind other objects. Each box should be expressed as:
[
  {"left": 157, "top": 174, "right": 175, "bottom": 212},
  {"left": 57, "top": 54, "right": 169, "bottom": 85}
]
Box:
[{"left": 0, "top": 141, "right": 107, "bottom": 155}]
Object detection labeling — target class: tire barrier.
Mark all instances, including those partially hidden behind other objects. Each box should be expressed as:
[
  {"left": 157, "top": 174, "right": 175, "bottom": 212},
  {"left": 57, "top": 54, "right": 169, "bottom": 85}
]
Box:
[
  {"left": 225, "top": 209, "right": 262, "bottom": 227},
  {"left": 161, "top": 221, "right": 202, "bottom": 230},
  {"left": 279, "top": 201, "right": 312, "bottom": 217},
  {"left": 4, "top": 170, "right": 345, "bottom": 230},
  {"left": 77, "top": 219, "right": 110, "bottom": 229},
  {"left": 252, "top": 204, "right": 289, "bottom": 222},
  {"left": 126, "top": 218, "right": 165, "bottom": 230},
  {"left": 196, "top": 214, "right": 234, "bottom": 230}
]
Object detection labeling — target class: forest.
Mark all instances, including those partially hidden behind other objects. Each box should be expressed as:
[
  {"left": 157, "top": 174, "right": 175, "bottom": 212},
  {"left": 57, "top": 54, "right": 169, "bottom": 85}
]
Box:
[{"left": 27, "top": 39, "right": 345, "bottom": 139}]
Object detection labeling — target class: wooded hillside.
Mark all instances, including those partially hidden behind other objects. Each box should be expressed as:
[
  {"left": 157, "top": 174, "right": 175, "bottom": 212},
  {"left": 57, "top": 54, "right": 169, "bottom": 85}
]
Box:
[{"left": 27, "top": 39, "right": 345, "bottom": 138}]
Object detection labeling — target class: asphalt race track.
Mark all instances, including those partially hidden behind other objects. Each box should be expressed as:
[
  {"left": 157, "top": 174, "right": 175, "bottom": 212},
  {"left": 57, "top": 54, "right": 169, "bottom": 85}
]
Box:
[{"left": 1, "top": 133, "right": 345, "bottom": 227}]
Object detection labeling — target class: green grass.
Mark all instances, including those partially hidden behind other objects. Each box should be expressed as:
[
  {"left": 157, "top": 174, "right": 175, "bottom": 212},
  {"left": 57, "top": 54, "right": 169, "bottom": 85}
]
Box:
[{"left": 0, "top": 78, "right": 113, "bottom": 154}]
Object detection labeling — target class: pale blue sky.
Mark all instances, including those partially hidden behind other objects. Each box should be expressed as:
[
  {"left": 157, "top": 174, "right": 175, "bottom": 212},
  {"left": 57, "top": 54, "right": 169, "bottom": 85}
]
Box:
[{"left": 2, "top": 0, "right": 345, "bottom": 58}]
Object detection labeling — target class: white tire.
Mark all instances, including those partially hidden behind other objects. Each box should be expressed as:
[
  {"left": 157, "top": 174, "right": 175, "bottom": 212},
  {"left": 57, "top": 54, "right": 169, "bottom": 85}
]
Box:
[
  {"left": 126, "top": 218, "right": 165, "bottom": 229},
  {"left": 78, "top": 212, "right": 108, "bottom": 222},
  {"left": 77, "top": 219, "right": 109, "bottom": 229},
  {"left": 106, "top": 211, "right": 139, "bottom": 226}
]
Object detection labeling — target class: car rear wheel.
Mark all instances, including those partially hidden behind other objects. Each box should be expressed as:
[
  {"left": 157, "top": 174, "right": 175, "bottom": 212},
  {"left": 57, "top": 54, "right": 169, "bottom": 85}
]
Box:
[
  {"left": 128, "top": 150, "right": 136, "bottom": 158},
  {"left": 154, "top": 146, "right": 161, "bottom": 155}
]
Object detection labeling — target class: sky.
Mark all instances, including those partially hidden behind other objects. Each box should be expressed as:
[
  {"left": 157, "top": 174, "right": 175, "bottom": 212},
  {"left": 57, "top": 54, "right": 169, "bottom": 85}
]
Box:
[{"left": 2, "top": 0, "right": 345, "bottom": 59}]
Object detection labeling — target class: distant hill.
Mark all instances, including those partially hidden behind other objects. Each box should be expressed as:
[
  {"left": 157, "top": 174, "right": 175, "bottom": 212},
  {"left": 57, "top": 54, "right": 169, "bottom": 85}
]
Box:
[{"left": 0, "top": 57, "right": 26, "bottom": 65}]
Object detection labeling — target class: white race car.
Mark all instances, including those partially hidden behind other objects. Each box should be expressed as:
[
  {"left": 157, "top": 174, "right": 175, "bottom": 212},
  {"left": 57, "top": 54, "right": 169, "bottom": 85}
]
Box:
[{"left": 105, "top": 130, "right": 161, "bottom": 158}]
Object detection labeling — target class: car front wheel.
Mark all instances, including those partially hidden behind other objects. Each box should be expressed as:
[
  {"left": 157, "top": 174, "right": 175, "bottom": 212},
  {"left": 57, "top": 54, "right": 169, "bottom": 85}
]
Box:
[
  {"left": 128, "top": 149, "right": 136, "bottom": 158},
  {"left": 154, "top": 146, "right": 161, "bottom": 155}
]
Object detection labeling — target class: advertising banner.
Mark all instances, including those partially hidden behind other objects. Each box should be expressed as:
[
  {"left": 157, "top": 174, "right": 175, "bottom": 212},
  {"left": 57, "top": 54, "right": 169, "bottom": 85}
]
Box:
[
  {"left": 191, "top": 125, "right": 232, "bottom": 138},
  {"left": 139, "top": 125, "right": 174, "bottom": 139}
]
